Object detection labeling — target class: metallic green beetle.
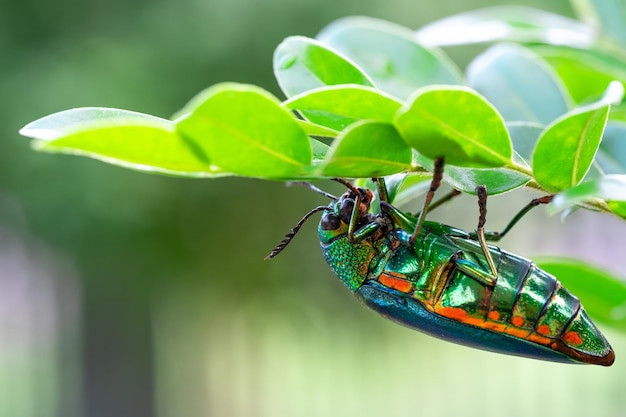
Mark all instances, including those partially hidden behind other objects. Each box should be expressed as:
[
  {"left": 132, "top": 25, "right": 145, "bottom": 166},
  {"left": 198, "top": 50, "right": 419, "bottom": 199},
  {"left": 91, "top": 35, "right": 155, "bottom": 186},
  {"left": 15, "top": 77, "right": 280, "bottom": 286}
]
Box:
[{"left": 267, "top": 165, "right": 615, "bottom": 366}]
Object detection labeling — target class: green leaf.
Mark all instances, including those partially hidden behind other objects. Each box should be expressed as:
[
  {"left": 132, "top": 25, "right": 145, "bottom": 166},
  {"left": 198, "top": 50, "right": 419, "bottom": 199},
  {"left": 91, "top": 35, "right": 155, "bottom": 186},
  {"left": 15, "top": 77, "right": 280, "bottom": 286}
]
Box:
[
  {"left": 319, "top": 121, "right": 412, "bottom": 177},
  {"left": 532, "top": 83, "right": 622, "bottom": 192},
  {"left": 20, "top": 108, "right": 218, "bottom": 177},
  {"left": 549, "top": 174, "right": 626, "bottom": 218},
  {"left": 572, "top": 0, "right": 626, "bottom": 48},
  {"left": 413, "top": 152, "right": 529, "bottom": 195},
  {"left": 467, "top": 44, "right": 571, "bottom": 124},
  {"left": 273, "top": 36, "right": 374, "bottom": 99},
  {"left": 507, "top": 121, "right": 544, "bottom": 162},
  {"left": 532, "top": 45, "right": 626, "bottom": 104},
  {"left": 536, "top": 258, "right": 626, "bottom": 332},
  {"left": 176, "top": 83, "right": 312, "bottom": 179},
  {"left": 394, "top": 86, "right": 513, "bottom": 168},
  {"left": 416, "top": 5, "right": 595, "bottom": 48},
  {"left": 284, "top": 85, "right": 403, "bottom": 131},
  {"left": 450, "top": 152, "right": 530, "bottom": 195},
  {"left": 317, "top": 16, "right": 462, "bottom": 100}
]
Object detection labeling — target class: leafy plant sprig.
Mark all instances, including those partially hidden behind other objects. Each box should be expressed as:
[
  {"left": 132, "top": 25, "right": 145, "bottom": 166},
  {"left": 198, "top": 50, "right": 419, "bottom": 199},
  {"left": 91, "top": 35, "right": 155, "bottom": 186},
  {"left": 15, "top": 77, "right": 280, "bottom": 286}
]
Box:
[{"left": 19, "top": 3, "right": 626, "bottom": 331}]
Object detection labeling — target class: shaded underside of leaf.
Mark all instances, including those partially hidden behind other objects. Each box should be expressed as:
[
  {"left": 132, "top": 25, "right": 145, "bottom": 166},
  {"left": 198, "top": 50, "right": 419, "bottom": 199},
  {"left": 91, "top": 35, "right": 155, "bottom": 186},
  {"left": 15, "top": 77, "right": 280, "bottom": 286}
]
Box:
[
  {"left": 532, "top": 45, "right": 626, "bottom": 104},
  {"left": 572, "top": 0, "right": 626, "bottom": 49},
  {"left": 466, "top": 43, "right": 570, "bottom": 124},
  {"left": 413, "top": 152, "right": 529, "bottom": 195},
  {"left": 550, "top": 174, "right": 626, "bottom": 218}
]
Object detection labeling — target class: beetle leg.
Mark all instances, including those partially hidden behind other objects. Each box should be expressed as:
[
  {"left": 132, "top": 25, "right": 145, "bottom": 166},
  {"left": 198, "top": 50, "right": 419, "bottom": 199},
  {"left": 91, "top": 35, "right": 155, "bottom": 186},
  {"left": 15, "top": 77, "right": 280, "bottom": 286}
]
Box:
[
  {"left": 352, "top": 221, "right": 382, "bottom": 242},
  {"left": 420, "top": 189, "right": 462, "bottom": 215},
  {"left": 410, "top": 158, "right": 445, "bottom": 245},
  {"left": 453, "top": 256, "right": 497, "bottom": 287},
  {"left": 347, "top": 190, "right": 363, "bottom": 242},
  {"left": 474, "top": 195, "right": 554, "bottom": 242},
  {"left": 475, "top": 186, "right": 499, "bottom": 278},
  {"left": 373, "top": 177, "right": 390, "bottom": 203}
]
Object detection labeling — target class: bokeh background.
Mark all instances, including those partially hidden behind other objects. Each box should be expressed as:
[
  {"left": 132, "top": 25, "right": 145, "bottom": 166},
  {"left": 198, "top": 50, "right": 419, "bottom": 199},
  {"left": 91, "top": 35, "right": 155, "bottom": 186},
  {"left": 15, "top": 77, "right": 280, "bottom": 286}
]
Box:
[{"left": 2, "top": 0, "right": 626, "bottom": 416}]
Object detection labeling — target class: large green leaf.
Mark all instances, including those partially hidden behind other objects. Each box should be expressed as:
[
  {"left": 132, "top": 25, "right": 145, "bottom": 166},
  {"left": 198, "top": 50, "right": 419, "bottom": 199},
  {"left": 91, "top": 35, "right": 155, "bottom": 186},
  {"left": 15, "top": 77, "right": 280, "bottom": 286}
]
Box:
[
  {"left": 21, "top": 108, "right": 219, "bottom": 177},
  {"left": 319, "top": 121, "right": 412, "bottom": 177},
  {"left": 532, "top": 83, "right": 622, "bottom": 192},
  {"left": 532, "top": 45, "right": 626, "bottom": 104},
  {"left": 273, "top": 36, "right": 374, "bottom": 99},
  {"left": 416, "top": 5, "right": 595, "bottom": 48},
  {"left": 536, "top": 258, "right": 626, "bottom": 332},
  {"left": 317, "top": 16, "right": 462, "bottom": 100},
  {"left": 176, "top": 83, "right": 312, "bottom": 179},
  {"left": 466, "top": 44, "right": 570, "bottom": 124},
  {"left": 284, "top": 85, "right": 403, "bottom": 131},
  {"left": 395, "top": 86, "right": 512, "bottom": 168}
]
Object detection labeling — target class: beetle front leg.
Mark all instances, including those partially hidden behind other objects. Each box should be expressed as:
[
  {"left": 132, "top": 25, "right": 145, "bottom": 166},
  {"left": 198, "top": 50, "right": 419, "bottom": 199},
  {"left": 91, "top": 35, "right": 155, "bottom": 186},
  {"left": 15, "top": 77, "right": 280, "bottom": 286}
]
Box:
[
  {"left": 452, "top": 253, "right": 497, "bottom": 287},
  {"left": 352, "top": 220, "right": 383, "bottom": 242}
]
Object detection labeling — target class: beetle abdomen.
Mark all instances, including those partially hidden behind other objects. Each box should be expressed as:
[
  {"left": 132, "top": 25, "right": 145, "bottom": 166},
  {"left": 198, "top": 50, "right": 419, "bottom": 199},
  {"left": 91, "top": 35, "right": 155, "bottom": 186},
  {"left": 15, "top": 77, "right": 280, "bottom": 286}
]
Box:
[
  {"left": 431, "top": 242, "right": 614, "bottom": 365},
  {"left": 357, "top": 282, "right": 581, "bottom": 364}
]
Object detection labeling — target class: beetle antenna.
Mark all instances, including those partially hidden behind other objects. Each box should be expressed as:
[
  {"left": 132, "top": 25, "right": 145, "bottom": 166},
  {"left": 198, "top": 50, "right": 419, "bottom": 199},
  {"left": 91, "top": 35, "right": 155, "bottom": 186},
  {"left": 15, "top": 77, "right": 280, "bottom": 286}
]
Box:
[
  {"left": 286, "top": 181, "right": 338, "bottom": 200},
  {"left": 265, "top": 206, "right": 329, "bottom": 260}
]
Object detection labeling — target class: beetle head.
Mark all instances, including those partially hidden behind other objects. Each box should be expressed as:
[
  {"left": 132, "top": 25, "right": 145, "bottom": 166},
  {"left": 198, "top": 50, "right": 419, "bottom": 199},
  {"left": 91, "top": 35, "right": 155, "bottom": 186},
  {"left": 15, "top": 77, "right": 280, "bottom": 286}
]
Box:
[
  {"left": 318, "top": 186, "right": 375, "bottom": 243},
  {"left": 265, "top": 179, "right": 376, "bottom": 260}
]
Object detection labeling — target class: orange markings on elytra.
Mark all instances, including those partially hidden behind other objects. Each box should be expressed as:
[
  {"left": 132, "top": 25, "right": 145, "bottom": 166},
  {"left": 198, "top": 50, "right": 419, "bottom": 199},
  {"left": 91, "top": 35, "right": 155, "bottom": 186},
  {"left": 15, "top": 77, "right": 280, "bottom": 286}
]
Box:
[
  {"left": 379, "top": 273, "right": 412, "bottom": 293},
  {"left": 537, "top": 324, "right": 552, "bottom": 336},
  {"left": 563, "top": 331, "right": 583, "bottom": 345},
  {"left": 487, "top": 310, "right": 500, "bottom": 321},
  {"left": 438, "top": 307, "right": 468, "bottom": 320},
  {"left": 511, "top": 316, "right": 524, "bottom": 327}
]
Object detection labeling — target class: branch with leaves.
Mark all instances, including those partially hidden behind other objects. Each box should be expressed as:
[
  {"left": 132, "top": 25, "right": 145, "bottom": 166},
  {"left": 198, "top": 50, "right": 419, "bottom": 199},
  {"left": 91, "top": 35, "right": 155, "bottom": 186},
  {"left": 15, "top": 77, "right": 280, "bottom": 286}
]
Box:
[{"left": 19, "top": 5, "right": 626, "bottom": 333}]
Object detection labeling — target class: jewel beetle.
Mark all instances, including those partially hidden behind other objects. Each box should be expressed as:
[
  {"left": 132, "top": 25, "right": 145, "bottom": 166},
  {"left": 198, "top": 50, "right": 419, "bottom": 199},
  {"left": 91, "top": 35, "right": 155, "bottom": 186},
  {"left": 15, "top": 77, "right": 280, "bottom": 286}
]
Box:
[{"left": 266, "top": 159, "right": 615, "bottom": 366}]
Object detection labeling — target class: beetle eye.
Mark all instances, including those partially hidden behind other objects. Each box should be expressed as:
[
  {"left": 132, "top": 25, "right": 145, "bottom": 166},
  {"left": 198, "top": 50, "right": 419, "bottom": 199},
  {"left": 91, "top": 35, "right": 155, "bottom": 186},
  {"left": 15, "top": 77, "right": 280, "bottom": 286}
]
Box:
[
  {"left": 321, "top": 213, "right": 341, "bottom": 230},
  {"left": 339, "top": 199, "right": 354, "bottom": 222}
]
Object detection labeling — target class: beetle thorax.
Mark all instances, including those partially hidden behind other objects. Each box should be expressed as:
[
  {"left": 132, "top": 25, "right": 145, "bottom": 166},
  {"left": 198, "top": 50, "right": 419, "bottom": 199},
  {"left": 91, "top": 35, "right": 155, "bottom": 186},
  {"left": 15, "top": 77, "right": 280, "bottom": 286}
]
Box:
[{"left": 317, "top": 187, "right": 387, "bottom": 291}]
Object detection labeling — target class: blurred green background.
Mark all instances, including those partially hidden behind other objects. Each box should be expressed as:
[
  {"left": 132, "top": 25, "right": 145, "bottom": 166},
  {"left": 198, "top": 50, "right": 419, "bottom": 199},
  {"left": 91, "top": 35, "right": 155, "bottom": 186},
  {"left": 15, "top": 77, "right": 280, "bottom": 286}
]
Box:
[{"left": 2, "top": 0, "right": 626, "bottom": 416}]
